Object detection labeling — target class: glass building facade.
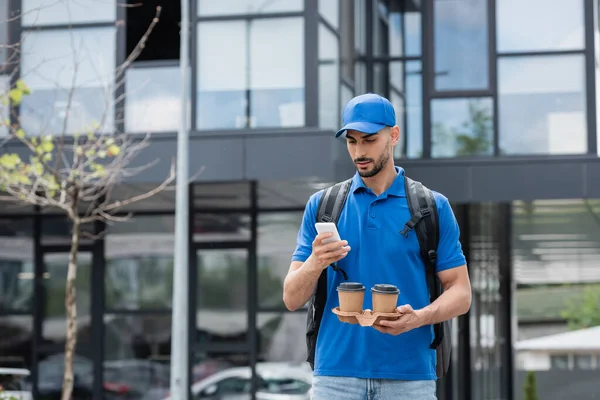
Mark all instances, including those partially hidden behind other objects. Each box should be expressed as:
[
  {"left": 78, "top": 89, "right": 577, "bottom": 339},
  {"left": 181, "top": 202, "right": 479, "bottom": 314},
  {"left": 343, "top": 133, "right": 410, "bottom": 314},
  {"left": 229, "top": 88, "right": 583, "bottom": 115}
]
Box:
[{"left": 1, "top": 0, "right": 600, "bottom": 399}]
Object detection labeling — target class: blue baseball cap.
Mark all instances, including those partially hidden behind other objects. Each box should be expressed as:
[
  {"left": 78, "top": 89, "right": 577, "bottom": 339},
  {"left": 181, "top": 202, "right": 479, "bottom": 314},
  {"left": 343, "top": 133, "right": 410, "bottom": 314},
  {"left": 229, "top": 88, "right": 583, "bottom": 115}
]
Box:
[{"left": 335, "top": 93, "right": 396, "bottom": 138}]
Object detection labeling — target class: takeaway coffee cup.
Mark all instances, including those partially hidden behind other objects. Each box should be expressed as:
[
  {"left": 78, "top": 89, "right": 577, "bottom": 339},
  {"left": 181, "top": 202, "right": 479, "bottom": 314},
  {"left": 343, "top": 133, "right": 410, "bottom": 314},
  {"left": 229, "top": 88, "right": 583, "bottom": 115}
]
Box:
[
  {"left": 371, "top": 284, "right": 400, "bottom": 313},
  {"left": 336, "top": 282, "right": 365, "bottom": 312}
]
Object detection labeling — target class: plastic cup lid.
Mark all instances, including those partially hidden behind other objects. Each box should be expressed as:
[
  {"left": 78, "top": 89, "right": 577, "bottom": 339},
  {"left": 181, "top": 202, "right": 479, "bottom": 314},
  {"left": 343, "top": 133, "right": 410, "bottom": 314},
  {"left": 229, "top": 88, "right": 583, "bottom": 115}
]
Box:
[
  {"left": 337, "top": 282, "right": 365, "bottom": 292},
  {"left": 371, "top": 284, "right": 400, "bottom": 294}
]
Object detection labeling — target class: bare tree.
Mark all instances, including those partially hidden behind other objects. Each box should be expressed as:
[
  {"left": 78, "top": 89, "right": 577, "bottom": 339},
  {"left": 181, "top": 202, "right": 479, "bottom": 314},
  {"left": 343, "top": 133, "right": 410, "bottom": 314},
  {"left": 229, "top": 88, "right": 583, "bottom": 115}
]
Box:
[{"left": 0, "top": 4, "right": 176, "bottom": 400}]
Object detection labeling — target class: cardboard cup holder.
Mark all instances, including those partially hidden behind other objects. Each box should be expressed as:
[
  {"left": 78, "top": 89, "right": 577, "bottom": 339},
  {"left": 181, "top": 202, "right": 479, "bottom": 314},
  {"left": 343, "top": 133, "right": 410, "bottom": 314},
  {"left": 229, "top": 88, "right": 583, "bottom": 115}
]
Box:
[
  {"left": 332, "top": 307, "right": 401, "bottom": 326},
  {"left": 335, "top": 283, "right": 402, "bottom": 326}
]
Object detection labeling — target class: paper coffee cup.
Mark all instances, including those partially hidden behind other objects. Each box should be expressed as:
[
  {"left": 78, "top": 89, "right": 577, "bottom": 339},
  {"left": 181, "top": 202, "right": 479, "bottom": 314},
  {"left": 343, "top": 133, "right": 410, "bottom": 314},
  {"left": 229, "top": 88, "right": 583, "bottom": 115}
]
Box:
[
  {"left": 371, "top": 284, "right": 400, "bottom": 313},
  {"left": 337, "top": 282, "right": 365, "bottom": 312}
]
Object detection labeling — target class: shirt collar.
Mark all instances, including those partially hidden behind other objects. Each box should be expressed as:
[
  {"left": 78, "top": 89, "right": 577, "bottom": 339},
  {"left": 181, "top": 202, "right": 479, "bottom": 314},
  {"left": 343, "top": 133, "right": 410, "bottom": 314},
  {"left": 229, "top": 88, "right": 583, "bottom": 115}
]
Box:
[{"left": 351, "top": 166, "right": 406, "bottom": 197}]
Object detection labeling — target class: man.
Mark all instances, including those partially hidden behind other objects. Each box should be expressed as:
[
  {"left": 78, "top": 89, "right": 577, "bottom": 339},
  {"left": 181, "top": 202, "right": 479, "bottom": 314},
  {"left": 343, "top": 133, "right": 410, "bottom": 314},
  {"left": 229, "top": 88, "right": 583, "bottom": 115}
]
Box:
[{"left": 282, "top": 93, "right": 472, "bottom": 399}]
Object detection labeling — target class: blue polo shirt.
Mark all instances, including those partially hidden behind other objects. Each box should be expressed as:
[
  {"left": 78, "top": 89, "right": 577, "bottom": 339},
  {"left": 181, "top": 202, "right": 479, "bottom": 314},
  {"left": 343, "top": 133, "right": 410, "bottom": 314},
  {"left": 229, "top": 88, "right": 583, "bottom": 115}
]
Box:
[{"left": 291, "top": 166, "right": 466, "bottom": 380}]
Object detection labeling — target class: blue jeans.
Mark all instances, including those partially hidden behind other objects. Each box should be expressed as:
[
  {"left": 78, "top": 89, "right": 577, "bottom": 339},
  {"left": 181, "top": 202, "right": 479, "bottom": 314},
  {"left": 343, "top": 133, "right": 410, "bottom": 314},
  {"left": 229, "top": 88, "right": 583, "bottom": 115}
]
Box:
[{"left": 311, "top": 375, "right": 437, "bottom": 400}]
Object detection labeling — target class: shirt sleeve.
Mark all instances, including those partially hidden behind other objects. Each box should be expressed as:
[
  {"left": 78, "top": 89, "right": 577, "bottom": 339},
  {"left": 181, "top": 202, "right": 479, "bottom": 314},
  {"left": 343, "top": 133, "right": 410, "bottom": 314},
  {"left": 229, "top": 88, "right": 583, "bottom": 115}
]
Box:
[
  {"left": 290, "top": 191, "right": 323, "bottom": 263},
  {"left": 434, "top": 193, "right": 467, "bottom": 272}
]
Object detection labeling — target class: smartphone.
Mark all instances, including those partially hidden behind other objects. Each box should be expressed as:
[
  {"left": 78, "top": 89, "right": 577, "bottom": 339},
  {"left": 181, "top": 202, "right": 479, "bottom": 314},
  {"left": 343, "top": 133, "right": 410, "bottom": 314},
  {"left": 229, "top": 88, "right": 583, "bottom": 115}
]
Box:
[{"left": 315, "top": 222, "right": 342, "bottom": 244}]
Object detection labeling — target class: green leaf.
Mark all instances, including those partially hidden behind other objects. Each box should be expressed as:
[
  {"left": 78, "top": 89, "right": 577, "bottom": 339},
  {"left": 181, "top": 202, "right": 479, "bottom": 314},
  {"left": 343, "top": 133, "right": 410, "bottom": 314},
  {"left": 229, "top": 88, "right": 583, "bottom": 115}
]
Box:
[
  {"left": 98, "top": 150, "right": 107, "bottom": 159},
  {"left": 8, "top": 89, "right": 23, "bottom": 105},
  {"left": 41, "top": 141, "right": 54, "bottom": 153},
  {"left": 0, "top": 153, "right": 22, "bottom": 169},
  {"left": 0, "top": 95, "right": 8, "bottom": 106},
  {"left": 16, "top": 79, "right": 31, "bottom": 95},
  {"left": 42, "top": 153, "right": 52, "bottom": 162},
  {"left": 108, "top": 144, "right": 121, "bottom": 156},
  {"left": 16, "top": 128, "right": 25, "bottom": 139}
]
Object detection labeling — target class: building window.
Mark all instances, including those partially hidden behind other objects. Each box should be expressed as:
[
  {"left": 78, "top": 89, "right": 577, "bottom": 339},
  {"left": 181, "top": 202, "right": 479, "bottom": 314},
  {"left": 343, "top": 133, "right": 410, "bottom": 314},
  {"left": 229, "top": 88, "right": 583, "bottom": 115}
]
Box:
[
  {"left": 551, "top": 354, "right": 570, "bottom": 370},
  {"left": 21, "top": 0, "right": 116, "bottom": 26},
  {"left": 42, "top": 252, "right": 93, "bottom": 345},
  {"left": 0, "top": 218, "right": 34, "bottom": 313},
  {"left": 19, "top": 27, "right": 116, "bottom": 136},
  {"left": 431, "top": 97, "right": 493, "bottom": 158},
  {"left": 257, "top": 212, "right": 303, "bottom": 309},
  {"left": 433, "top": 0, "right": 489, "bottom": 91},
  {"left": 496, "top": 0, "right": 584, "bottom": 53},
  {"left": 127, "top": 0, "right": 180, "bottom": 61},
  {"left": 125, "top": 66, "right": 181, "bottom": 133},
  {"left": 196, "top": 17, "right": 305, "bottom": 130},
  {"left": 374, "top": 0, "right": 422, "bottom": 58},
  {"left": 197, "top": 0, "right": 303, "bottom": 16},
  {"left": 0, "top": 75, "right": 8, "bottom": 137},
  {"left": 319, "top": 23, "right": 339, "bottom": 131},
  {"left": 498, "top": 55, "right": 587, "bottom": 155},
  {"left": 319, "top": 0, "right": 339, "bottom": 29},
  {"left": 195, "top": 248, "right": 249, "bottom": 347},
  {"left": 105, "top": 215, "right": 175, "bottom": 311},
  {"left": 0, "top": 2, "right": 7, "bottom": 65}
]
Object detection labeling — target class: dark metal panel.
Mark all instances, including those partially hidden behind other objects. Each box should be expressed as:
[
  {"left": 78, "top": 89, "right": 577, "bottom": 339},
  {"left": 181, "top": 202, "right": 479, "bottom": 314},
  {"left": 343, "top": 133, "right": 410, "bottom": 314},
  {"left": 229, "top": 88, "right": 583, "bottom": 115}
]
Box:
[
  {"left": 402, "top": 164, "right": 472, "bottom": 200},
  {"left": 305, "top": 0, "right": 319, "bottom": 126},
  {"left": 248, "top": 181, "right": 258, "bottom": 399},
  {"left": 244, "top": 134, "right": 337, "bottom": 181},
  {"left": 584, "top": 0, "right": 598, "bottom": 155},
  {"left": 470, "top": 162, "right": 584, "bottom": 201},
  {"left": 123, "top": 137, "right": 245, "bottom": 182},
  {"left": 586, "top": 161, "right": 600, "bottom": 197},
  {"left": 91, "top": 220, "right": 106, "bottom": 400},
  {"left": 337, "top": 156, "right": 600, "bottom": 202},
  {"left": 498, "top": 203, "right": 513, "bottom": 400}
]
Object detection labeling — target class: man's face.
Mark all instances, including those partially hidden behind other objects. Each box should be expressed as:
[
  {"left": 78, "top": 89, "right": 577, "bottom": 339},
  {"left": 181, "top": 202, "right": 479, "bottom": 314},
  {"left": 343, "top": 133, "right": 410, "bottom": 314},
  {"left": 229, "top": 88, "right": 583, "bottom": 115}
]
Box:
[{"left": 345, "top": 127, "right": 398, "bottom": 178}]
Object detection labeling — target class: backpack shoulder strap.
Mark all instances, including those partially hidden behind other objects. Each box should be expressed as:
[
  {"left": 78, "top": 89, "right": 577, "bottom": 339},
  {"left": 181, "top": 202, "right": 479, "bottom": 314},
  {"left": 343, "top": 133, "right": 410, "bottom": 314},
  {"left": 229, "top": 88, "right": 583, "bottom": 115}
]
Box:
[
  {"left": 306, "top": 178, "right": 353, "bottom": 370},
  {"left": 403, "top": 176, "right": 444, "bottom": 349},
  {"left": 316, "top": 178, "right": 353, "bottom": 223}
]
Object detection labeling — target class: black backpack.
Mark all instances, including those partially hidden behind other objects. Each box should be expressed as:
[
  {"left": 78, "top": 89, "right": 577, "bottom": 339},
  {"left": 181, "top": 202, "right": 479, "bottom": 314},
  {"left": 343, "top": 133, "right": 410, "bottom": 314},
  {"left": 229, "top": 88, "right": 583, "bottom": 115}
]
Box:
[{"left": 305, "top": 175, "right": 451, "bottom": 379}]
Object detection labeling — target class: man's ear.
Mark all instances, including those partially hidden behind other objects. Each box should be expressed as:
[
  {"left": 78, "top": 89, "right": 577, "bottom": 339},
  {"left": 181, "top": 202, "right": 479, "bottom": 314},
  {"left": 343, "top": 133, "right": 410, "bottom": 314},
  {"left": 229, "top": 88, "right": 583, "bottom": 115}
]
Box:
[{"left": 390, "top": 125, "right": 400, "bottom": 146}]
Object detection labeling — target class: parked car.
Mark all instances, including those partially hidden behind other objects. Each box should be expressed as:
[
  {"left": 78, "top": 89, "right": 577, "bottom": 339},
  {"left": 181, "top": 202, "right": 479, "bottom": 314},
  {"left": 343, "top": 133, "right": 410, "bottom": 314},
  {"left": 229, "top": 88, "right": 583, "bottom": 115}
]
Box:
[
  {"left": 0, "top": 368, "right": 32, "bottom": 400},
  {"left": 161, "top": 362, "right": 313, "bottom": 400}
]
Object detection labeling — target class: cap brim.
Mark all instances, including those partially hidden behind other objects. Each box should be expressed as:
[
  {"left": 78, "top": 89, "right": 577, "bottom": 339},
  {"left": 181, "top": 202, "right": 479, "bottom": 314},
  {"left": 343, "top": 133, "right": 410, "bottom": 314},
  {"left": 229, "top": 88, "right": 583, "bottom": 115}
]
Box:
[{"left": 335, "top": 121, "right": 387, "bottom": 138}]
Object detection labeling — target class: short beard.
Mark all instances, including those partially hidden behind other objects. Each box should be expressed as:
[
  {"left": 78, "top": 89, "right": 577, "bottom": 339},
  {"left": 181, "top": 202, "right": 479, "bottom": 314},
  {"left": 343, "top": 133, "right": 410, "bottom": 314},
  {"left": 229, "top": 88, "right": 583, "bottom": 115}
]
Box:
[{"left": 356, "top": 150, "right": 389, "bottom": 178}]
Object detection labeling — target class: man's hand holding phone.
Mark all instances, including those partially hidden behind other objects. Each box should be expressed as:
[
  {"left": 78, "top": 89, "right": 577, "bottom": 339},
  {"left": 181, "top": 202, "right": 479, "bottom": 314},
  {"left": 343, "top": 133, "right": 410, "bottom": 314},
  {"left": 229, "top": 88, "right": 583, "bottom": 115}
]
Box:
[{"left": 311, "top": 223, "right": 350, "bottom": 270}]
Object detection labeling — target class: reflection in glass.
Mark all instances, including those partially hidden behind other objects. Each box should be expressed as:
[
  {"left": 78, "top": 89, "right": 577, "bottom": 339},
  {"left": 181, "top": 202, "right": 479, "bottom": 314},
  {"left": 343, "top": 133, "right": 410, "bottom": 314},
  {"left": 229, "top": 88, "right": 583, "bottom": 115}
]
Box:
[
  {"left": 341, "top": 84, "right": 353, "bottom": 118},
  {"left": 498, "top": 55, "right": 586, "bottom": 155},
  {"left": 19, "top": 27, "right": 116, "bottom": 135},
  {"left": 319, "top": 0, "right": 339, "bottom": 28},
  {"left": 434, "top": 0, "right": 488, "bottom": 91},
  {"left": 36, "top": 352, "right": 95, "bottom": 398},
  {"left": 197, "top": 18, "right": 304, "bottom": 130},
  {"left": 319, "top": 23, "right": 339, "bottom": 131},
  {"left": 468, "top": 203, "right": 505, "bottom": 400},
  {"left": 41, "top": 217, "right": 94, "bottom": 246},
  {"left": 258, "top": 212, "right": 303, "bottom": 308},
  {"left": 431, "top": 97, "right": 493, "bottom": 158},
  {"left": 374, "top": 0, "right": 421, "bottom": 57},
  {"left": 22, "top": 0, "right": 116, "bottom": 26},
  {"left": 194, "top": 214, "right": 251, "bottom": 242},
  {"left": 42, "top": 252, "right": 92, "bottom": 345},
  {"left": 104, "top": 314, "right": 172, "bottom": 398},
  {"left": 258, "top": 312, "right": 311, "bottom": 365},
  {"left": 196, "top": 249, "right": 248, "bottom": 344},
  {"left": 195, "top": 182, "right": 251, "bottom": 209},
  {"left": 0, "top": 316, "right": 33, "bottom": 369},
  {"left": 106, "top": 215, "right": 174, "bottom": 310},
  {"left": 125, "top": 66, "right": 181, "bottom": 133},
  {"left": 198, "top": 0, "right": 303, "bottom": 16},
  {"left": 497, "top": 0, "right": 584, "bottom": 52},
  {"left": 0, "top": 218, "right": 33, "bottom": 312},
  {"left": 395, "top": 61, "right": 422, "bottom": 159}
]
